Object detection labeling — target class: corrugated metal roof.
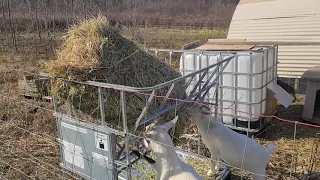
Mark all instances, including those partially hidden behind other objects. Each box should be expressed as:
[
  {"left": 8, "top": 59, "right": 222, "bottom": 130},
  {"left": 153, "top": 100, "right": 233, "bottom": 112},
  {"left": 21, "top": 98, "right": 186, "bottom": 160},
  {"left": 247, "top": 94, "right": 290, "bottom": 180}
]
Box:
[{"left": 227, "top": 0, "right": 320, "bottom": 78}]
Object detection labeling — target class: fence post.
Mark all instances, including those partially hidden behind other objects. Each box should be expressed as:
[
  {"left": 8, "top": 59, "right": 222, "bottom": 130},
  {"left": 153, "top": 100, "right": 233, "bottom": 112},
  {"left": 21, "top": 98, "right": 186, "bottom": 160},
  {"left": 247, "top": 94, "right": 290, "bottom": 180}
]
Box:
[
  {"left": 120, "top": 91, "right": 132, "bottom": 180},
  {"left": 98, "top": 87, "right": 106, "bottom": 126}
]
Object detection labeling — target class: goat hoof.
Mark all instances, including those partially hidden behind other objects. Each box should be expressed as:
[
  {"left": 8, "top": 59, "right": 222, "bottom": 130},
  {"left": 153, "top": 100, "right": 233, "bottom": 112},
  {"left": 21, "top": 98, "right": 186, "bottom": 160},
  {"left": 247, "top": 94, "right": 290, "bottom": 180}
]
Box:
[
  {"left": 207, "top": 169, "right": 214, "bottom": 177},
  {"left": 215, "top": 164, "right": 221, "bottom": 171},
  {"left": 207, "top": 169, "right": 219, "bottom": 177}
]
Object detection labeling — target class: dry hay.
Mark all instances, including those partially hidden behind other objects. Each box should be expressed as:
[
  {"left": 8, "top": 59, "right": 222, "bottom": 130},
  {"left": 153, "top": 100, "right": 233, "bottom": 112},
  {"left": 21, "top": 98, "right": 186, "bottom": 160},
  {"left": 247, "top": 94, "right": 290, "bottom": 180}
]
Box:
[
  {"left": 0, "top": 75, "right": 63, "bottom": 179},
  {"left": 45, "top": 16, "right": 187, "bottom": 135}
]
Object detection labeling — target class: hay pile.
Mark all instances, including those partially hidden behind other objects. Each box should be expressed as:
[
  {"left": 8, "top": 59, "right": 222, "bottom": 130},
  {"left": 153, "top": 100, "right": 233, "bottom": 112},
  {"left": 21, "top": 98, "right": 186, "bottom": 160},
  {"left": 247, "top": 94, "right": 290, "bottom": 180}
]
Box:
[{"left": 45, "top": 16, "right": 187, "bottom": 134}]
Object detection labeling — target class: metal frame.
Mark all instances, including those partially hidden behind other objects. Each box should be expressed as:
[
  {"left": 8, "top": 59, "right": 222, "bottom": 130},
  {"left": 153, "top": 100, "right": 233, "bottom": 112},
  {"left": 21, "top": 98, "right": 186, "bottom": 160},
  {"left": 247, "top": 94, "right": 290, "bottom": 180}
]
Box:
[
  {"left": 147, "top": 46, "right": 278, "bottom": 133},
  {"left": 51, "top": 53, "right": 235, "bottom": 180}
]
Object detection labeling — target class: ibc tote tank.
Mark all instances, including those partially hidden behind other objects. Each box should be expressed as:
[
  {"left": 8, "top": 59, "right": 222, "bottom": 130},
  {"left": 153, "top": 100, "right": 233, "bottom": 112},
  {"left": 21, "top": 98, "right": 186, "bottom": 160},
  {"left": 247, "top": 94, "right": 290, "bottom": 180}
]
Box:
[{"left": 179, "top": 45, "right": 277, "bottom": 133}]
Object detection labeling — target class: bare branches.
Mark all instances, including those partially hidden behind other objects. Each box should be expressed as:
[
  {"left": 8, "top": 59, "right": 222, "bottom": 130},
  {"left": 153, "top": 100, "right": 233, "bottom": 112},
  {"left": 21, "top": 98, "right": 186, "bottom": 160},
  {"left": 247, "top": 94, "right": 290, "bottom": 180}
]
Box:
[{"left": 0, "top": 0, "right": 237, "bottom": 35}]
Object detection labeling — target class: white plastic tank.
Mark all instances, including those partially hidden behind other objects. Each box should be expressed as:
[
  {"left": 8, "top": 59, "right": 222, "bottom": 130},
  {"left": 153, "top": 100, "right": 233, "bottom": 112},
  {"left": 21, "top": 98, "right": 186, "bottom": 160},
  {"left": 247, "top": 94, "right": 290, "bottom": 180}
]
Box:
[{"left": 180, "top": 46, "right": 276, "bottom": 130}]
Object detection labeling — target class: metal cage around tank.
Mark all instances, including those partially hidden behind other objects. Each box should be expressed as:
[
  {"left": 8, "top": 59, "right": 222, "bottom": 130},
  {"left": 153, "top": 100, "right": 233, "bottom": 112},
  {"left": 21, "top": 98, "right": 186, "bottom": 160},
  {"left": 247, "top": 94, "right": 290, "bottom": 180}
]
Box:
[{"left": 147, "top": 45, "right": 278, "bottom": 134}]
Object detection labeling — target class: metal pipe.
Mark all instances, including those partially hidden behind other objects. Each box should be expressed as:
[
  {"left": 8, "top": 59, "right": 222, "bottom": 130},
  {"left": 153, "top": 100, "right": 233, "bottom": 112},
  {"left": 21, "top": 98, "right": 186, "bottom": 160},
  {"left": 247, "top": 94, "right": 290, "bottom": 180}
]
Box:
[
  {"left": 188, "top": 69, "right": 209, "bottom": 97},
  {"left": 198, "top": 53, "right": 202, "bottom": 99},
  {"left": 182, "top": 52, "right": 186, "bottom": 76},
  {"left": 133, "top": 90, "right": 156, "bottom": 132},
  {"left": 234, "top": 54, "right": 239, "bottom": 124},
  {"left": 67, "top": 96, "right": 72, "bottom": 117},
  {"left": 54, "top": 113, "right": 125, "bottom": 136},
  {"left": 274, "top": 46, "right": 279, "bottom": 83},
  {"left": 169, "top": 51, "right": 173, "bottom": 67},
  {"left": 138, "top": 82, "right": 217, "bottom": 125},
  {"left": 248, "top": 52, "right": 253, "bottom": 132},
  {"left": 148, "top": 48, "right": 266, "bottom": 54},
  {"left": 213, "top": 96, "right": 268, "bottom": 105},
  {"left": 215, "top": 64, "right": 274, "bottom": 75},
  {"left": 199, "top": 57, "right": 232, "bottom": 100},
  {"left": 214, "top": 57, "right": 220, "bottom": 122},
  {"left": 120, "top": 91, "right": 131, "bottom": 180},
  {"left": 260, "top": 49, "right": 265, "bottom": 128},
  {"left": 219, "top": 54, "right": 224, "bottom": 123},
  {"left": 98, "top": 87, "right": 106, "bottom": 126},
  {"left": 156, "top": 84, "right": 175, "bottom": 111},
  {"left": 181, "top": 56, "right": 232, "bottom": 110},
  {"left": 215, "top": 78, "right": 275, "bottom": 91}
]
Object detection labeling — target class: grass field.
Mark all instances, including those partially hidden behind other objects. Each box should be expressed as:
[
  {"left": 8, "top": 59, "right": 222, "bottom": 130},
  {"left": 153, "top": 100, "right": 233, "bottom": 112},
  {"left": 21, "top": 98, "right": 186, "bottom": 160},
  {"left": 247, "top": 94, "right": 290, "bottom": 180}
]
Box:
[
  {"left": 0, "top": 28, "right": 319, "bottom": 180},
  {"left": 123, "top": 28, "right": 228, "bottom": 48}
]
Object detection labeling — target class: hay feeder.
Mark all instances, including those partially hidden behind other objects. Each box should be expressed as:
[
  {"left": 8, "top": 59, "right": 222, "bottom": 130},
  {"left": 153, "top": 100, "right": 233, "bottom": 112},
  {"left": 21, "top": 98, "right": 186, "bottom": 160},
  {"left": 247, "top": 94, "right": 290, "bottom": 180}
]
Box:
[
  {"left": 51, "top": 53, "right": 234, "bottom": 180},
  {"left": 47, "top": 16, "right": 236, "bottom": 180}
]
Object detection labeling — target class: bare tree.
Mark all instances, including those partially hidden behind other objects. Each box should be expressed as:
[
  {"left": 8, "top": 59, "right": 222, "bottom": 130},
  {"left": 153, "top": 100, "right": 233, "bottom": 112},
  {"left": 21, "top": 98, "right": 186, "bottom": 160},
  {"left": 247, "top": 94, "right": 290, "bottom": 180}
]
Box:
[
  {"left": 1, "top": 0, "right": 6, "bottom": 32},
  {"left": 35, "top": 0, "right": 42, "bottom": 40},
  {"left": 7, "top": 0, "right": 17, "bottom": 52},
  {"left": 44, "top": 0, "right": 50, "bottom": 37}
]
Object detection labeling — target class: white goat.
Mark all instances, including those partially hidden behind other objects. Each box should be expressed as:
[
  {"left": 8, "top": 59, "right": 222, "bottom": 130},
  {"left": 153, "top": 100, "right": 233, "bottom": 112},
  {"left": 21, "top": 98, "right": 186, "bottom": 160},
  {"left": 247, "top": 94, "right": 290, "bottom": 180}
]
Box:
[
  {"left": 188, "top": 104, "right": 277, "bottom": 180},
  {"left": 142, "top": 116, "right": 204, "bottom": 180}
]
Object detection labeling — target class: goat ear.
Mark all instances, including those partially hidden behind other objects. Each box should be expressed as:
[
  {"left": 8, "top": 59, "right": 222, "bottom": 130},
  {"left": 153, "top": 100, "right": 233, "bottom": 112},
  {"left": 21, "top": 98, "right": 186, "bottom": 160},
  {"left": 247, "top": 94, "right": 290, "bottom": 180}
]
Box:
[
  {"left": 145, "top": 123, "right": 155, "bottom": 132},
  {"left": 161, "top": 116, "right": 179, "bottom": 132},
  {"left": 145, "top": 117, "right": 160, "bottom": 132},
  {"left": 145, "top": 125, "right": 151, "bottom": 132}
]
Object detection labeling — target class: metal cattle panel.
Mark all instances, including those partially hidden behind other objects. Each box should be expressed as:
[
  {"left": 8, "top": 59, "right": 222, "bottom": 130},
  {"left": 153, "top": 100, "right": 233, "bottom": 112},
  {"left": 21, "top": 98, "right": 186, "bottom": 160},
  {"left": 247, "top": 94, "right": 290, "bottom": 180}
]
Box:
[{"left": 56, "top": 114, "right": 117, "bottom": 180}]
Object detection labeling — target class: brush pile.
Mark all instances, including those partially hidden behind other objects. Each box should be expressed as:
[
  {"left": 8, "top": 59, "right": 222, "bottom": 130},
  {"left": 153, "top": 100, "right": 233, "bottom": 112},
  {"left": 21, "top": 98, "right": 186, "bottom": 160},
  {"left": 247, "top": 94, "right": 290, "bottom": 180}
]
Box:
[{"left": 45, "top": 16, "right": 187, "bottom": 134}]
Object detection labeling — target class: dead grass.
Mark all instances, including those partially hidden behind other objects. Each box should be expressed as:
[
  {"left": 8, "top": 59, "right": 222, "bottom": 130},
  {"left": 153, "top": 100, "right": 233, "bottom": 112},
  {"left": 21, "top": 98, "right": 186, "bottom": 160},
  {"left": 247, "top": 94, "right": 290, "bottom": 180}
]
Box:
[
  {"left": 0, "top": 71, "right": 63, "bottom": 179},
  {"left": 258, "top": 97, "right": 320, "bottom": 179},
  {"left": 123, "top": 27, "right": 228, "bottom": 49},
  {"left": 1, "top": 28, "right": 318, "bottom": 180}
]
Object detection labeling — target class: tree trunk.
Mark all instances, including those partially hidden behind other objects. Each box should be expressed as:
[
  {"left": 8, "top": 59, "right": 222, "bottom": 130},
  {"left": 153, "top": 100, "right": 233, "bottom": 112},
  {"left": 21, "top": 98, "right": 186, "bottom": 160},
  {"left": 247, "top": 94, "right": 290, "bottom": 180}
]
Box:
[
  {"left": 1, "top": 0, "right": 7, "bottom": 32},
  {"left": 7, "top": 0, "right": 17, "bottom": 52},
  {"left": 35, "top": 0, "right": 41, "bottom": 40}
]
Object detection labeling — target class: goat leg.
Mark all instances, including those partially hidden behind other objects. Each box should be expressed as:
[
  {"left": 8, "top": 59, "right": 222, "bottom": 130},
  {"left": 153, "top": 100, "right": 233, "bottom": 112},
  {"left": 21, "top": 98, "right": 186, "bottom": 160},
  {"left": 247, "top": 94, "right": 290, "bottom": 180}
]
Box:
[
  {"left": 207, "top": 151, "right": 219, "bottom": 177},
  {"left": 215, "top": 154, "right": 222, "bottom": 171}
]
